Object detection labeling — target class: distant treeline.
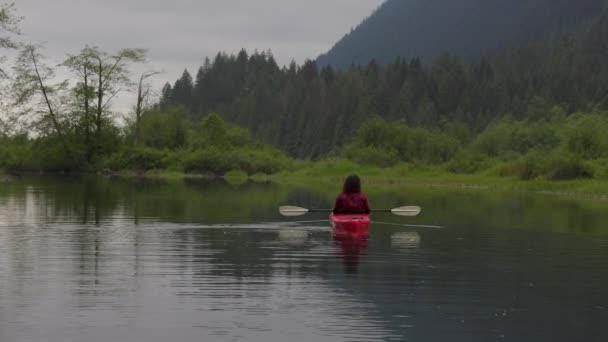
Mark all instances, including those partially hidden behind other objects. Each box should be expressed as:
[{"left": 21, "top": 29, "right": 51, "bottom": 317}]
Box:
[{"left": 159, "top": 11, "right": 608, "bottom": 160}]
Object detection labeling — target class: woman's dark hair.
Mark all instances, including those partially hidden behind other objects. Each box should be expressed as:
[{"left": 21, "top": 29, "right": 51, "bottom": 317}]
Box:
[{"left": 343, "top": 175, "right": 361, "bottom": 194}]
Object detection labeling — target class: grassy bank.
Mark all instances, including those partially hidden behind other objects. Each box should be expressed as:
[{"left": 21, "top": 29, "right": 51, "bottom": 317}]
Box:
[
  {"left": 265, "top": 160, "right": 608, "bottom": 199},
  {"left": 6, "top": 156, "right": 608, "bottom": 199},
  {"left": 5, "top": 162, "right": 608, "bottom": 202},
  {"left": 105, "top": 162, "right": 608, "bottom": 200}
]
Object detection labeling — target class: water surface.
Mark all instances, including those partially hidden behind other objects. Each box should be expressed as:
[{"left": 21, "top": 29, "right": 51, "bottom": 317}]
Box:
[{"left": 0, "top": 176, "right": 607, "bottom": 341}]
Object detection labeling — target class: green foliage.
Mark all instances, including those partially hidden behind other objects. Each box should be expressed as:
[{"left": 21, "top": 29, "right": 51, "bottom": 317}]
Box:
[
  {"left": 473, "top": 118, "right": 559, "bottom": 158},
  {"left": 224, "top": 170, "right": 248, "bottom": 179},
  {"left": 231, "top": 148, "right": 288, "bottom": 175},
  {"left": 444, "top": 151, "right": 493, "bottom": 174},
  {"left": 92, "top": 120, "right": 123, "bottom": 158},
  {"left": 560, "top": 113, "right": 608, "bottom": 159},
  {"left": 182, "top": 147, "right": 231, "bottom": 175},
  {"left": 192, "top": 113, "right": 229, "bottom": 148},
  {"left": 345, "top": 146, "right": 399, "bottom": 167},
  {"left": 0, "top": 134, "right": 90, "bottom": 172},
  {"left": 526, "top": 97, "right": 566, "bottom": 122},
  {"left": 0, "top": 134, "right": 33, "bottom": 171},
  {"left": 441, "top": 122, "right": 471, "bottom": 145},
  {"left": 183, "top": 147, "right": 288, "bottom": 176},
  {"left": 103, "top": 146, "right": 168, "bottom": 172},
  {"left": 500, "top": 150, "right": 593, "bottom": 181},
  {"left": 333, "top": 112, "right": 608, "bottom": 182},
  {"left": 345, "top": 117, "right": 459, "bottom": 166},
  {"left": 545, "top": 154, "right": 594, "bottom": 181},
  {"left": 590, "top": 159, "right": 608, "bottom": 180},
  {"left": 140, "top": 106, "right": 188, "bottom": 149}
]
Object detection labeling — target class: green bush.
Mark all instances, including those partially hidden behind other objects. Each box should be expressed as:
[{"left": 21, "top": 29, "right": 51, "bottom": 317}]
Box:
[
  {"left": 0, "top": 135, "right": 34, "bottom": 171},
  {"left": 345, "top": 145, "right": 399, "bottom": 167},
  {"left": 501, "top": 150, "right": 593, "bottom": 181},
  {"left": 473, "top": 118, "right": 559, "bottom": 158},
  {"left": 183, "top": 147, "right": 288, "bottom": 176},
  {"left": 104, "top": 147, "right": 168, "bottom": 171},
  {"left": 232, "top": 148, "right": 288, "bottom": 174},
  {"left": 590, "top": 159, "right": 608, "bottom": 180},
  {"left": 347, "top": 117, "right": 459, "bottom": 166},
  {"left": 444, "top": 151, "right": 492, "bottom": 174},
  {"left": 544, "top": 153, "right": 593, "bottom": 180},
  {"left": 140, "top": 106, "right": 189, "bottom": 149},
  {"left": 31, "top": 140, "right": 86, "bottom": 172},
  {"left": 183, "top": 147, "right": 235, "bottom": 175},
  {"left": 160, "top": 148, "right": 189, "bottom": 172},
  {"left": 560, "top": 113, "right": 608, "bottom": 159},
  {"left": 0, "top": 134, "right": 91, "bottom": 172}
]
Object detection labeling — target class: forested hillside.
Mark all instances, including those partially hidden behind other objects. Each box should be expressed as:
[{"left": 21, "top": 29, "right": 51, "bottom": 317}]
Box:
[
  {"left": 159, "top": 7, "right": 608, "bottom": 160},
  {"left": 317, "top": 0, "right": 607, "bottom": 68},
  {"left": 4, "top": 1, "right": 608, "bottom": 181}
]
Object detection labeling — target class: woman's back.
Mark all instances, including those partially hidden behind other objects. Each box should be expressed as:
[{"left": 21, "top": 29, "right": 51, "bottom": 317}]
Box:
[
  {"left": 333, "top": 192, "right": 370, "bottom": 214},
  {"left": 333, "top": 175, "right": 371, "bottom": 215}
]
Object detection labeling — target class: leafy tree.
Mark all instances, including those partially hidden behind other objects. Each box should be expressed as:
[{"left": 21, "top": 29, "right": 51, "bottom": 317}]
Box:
[
  {"left": 0, "top": 2, "right": 22, "bottom": 79},
  {"left": 191, "top": 113, "right": 235, "bottom": 149},
  {"left": 85, "top": 47, "right": 146, "bottom": 138},
  {"left": 63, "top": 46, "right": 97, "bottom": 154},
  {"left": 11, "top": 45, "right": 69, "bottom": 139}
]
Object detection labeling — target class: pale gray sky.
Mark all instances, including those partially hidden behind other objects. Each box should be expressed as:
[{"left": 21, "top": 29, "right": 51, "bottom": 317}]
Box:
[{"left": 15, "top": 0, "right": 383, "bottom": 113}]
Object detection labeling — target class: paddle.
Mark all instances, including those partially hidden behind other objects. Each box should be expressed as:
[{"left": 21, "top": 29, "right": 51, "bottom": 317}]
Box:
[{"left": 279, "top": 205, "right": 421, "bottom": 217}]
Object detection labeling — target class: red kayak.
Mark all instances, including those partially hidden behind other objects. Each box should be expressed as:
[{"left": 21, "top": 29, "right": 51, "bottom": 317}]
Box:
[{"left": 330, "top": 213, "right": 371, "bottom": 238}]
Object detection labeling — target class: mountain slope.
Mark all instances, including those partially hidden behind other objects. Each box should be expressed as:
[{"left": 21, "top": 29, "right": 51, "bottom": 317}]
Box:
[
  {"left": 317, "top": 0, "right": 606, "bottom": 68},
  {"left": 158, "top": 1, "right": 608, "bottom": 158}
]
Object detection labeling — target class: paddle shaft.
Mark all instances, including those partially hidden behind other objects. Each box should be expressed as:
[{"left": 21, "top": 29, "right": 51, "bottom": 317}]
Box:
[
  {"left": 279, "top": 205, "right": 420, "bottom": 217},
  {"left": 307, "top": 209, "right": 393, "bottom": 213}
]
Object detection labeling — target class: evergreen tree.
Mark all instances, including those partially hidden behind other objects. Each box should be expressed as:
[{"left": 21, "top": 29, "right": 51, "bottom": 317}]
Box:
[
  {"left": 171, "top": 69, "right": 194, "bottom": 114},
  {"left": 159, "top": 83, "right": 172, "bottom": 110}
]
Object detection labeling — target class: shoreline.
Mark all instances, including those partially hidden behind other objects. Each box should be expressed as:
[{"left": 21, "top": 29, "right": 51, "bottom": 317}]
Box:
[{"left": 5, "top": 167, "right": 608, "bottom": 201}]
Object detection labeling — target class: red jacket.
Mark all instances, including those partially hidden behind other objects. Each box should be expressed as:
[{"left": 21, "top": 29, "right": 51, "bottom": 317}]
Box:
[{"left": 333, "top": 192, "right": 371, "bottom": 214}]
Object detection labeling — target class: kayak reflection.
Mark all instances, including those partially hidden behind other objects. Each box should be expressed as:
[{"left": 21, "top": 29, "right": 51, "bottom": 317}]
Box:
[{"left": 334, "top": 235, "right": 368, "bottom": 274}]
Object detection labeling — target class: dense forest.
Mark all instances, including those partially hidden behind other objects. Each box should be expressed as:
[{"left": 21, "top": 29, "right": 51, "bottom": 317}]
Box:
[
  {"left": 3, "top": 1, "right": 608, "bottom": 182},
  {"left": 159, "top": 7, "right": 608, "bottom": 155},
  {"left": 317, "top": 0, "right": 607, "bottom": 68}
]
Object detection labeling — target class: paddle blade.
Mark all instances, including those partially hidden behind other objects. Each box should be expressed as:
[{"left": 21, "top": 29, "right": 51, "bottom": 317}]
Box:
[
  {"left": 391, "top": 206, "right": 422, "bottom": 217},
  {"left": 279, "top": 206, "right": 310, "bottom": 217}
]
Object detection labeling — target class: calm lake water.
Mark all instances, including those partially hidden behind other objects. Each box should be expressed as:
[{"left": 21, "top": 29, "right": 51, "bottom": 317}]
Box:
[{"left": 0, "top": 176, "right": 607, "bottom": 342}]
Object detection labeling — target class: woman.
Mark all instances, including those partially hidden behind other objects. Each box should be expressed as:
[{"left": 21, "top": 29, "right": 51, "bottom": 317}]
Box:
[{"left": 333, "top": 175, "right": 371, "bottom": 215}]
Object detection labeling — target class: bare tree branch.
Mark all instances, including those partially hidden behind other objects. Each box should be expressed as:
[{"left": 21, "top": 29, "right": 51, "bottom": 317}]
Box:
[{"left": 134, "top": 70, "right": 160, "bottom": 144}]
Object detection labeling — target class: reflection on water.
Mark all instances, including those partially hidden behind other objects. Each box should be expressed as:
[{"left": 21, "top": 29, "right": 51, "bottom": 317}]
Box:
[
  {"left": 277, "top": 229, "right": 311, "bottom": 245},
  {"left": 1, "top": 176, "right": 608, "bottom": 342},
  {"left": 391, "top": 232, "right": 421, "bottom": 250},
  {"left": 334, "top": 237, "right": 368, "bottom": 274}
]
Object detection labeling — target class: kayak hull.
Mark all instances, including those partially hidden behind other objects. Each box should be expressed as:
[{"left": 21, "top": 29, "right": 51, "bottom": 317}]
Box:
[{"left": 330, "top": 213, "right": 371, "bottom": 238}]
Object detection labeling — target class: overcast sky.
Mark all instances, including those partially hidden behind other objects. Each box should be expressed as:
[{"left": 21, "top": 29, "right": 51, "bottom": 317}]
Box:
[{"left": 14, "top": 0, "right": 383, "bottom": 113}]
